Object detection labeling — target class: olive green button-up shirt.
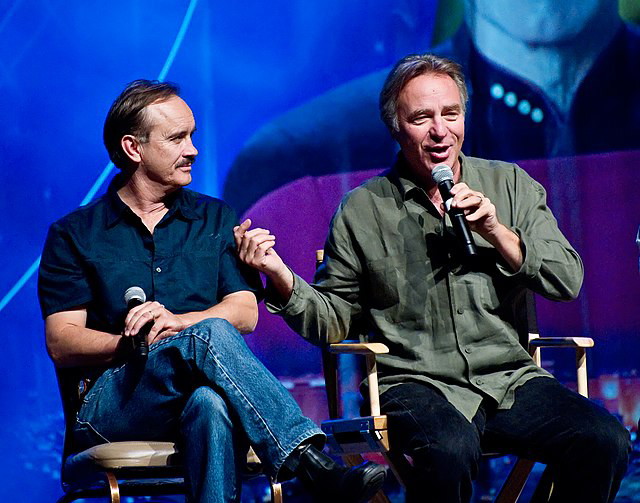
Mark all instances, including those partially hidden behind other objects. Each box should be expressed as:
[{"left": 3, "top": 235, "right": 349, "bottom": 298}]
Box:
[{"left": 268, "top": 154, "right": 583, "bottom": 421}]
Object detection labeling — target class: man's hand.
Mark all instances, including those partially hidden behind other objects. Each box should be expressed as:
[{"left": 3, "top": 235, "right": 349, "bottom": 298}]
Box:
[
  {"left": 234, "top": 218, "right": 295, "bottom": 301},
  {"left": 449, "top": 183, "right": 523, "bottom": 271},
  {"left": 448, "top": 182, "right": 499, "bottom": 238},
  {"left": 234, "top": 219, "right": 287, "bottom": 276},
  {"left": 124, "top": 301, "right": 186, "bottom": 345}
]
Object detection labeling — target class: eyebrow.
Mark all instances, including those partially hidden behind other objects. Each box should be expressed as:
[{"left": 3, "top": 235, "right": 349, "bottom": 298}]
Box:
[
  {"left": 406, "top": 108, "right": 433, "bottom": 121},
  {"left": 406, "top": 103, "right": 462, "bottom": 121},
  {"left": 442, "top": 104, "right": 462, "bottom": 114},
  {"left": 167, "top": 126, "right": 197, "bottom": 139}
]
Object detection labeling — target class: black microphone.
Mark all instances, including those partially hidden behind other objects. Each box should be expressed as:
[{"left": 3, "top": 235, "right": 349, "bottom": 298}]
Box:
[
  {"left": 431, "top": 165, "right": 478, "bottom": 257},
  {"left": 123, "top": 286, "right": 150, "bottom": 359}
]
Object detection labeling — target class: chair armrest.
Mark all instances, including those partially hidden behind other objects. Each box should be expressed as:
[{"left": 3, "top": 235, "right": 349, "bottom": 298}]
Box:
[
  {"left": 328, "top": 342, "right": 390, "bottom": 355},
  {"left": 528, "top": 337, "right": 594, "bottom": 349},
  {"left": 326, "top": 341, "right": 388, "bottom": 416},
  {"left": 528, "top": 336, "right": 594, "bottom": 398}
]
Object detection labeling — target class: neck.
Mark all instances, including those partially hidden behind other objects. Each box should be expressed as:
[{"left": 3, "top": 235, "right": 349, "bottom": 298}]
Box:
[
  {"left": 467, "top": 7, "right": 620, "bottom": 114},
  {"left": 399, "top": 155, "right": 462, "bottom": 213},
  {"left": 117, "top": 176, "right": 173, "bottom": 232}
]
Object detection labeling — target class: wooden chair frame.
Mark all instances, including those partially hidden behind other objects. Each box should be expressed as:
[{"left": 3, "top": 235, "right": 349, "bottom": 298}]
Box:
[{"left": 54, "top": 368, "right": 283, "bottom": 503}]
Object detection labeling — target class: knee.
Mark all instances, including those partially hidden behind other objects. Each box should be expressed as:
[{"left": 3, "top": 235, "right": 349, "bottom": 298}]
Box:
[
  {"left": 191, "top": 318, "right": 242, "bottom": 346},
  {"left": 572, "top": 414, "right": 631, "bottom": 472},
  {"left": 591, "top": 418, "right": 631, "bottom": 469},
  {"left": 181, "top": 387, "right": 232, "bottom": 431}
]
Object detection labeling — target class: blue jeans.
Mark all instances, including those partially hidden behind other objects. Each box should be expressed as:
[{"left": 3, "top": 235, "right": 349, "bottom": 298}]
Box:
[
  {"left": 379, "top": 377, "right": 631, "bottom": 503},
  {"left": 73, "top": 318, "right": 324, "bottom": 502}
]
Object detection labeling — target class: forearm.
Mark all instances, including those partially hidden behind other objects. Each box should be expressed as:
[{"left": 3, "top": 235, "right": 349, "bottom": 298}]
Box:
[
  {"left": 264, "top": 265, "right": 295, "bottom": 304},
  {"left": 176, "top": 291, "right": 259, "bottom": 334},
  {"left": 46, "top": 323, "right": 122, "bottom": 368},
  {"left": 484, "top": 223, "right": 523, "bottom": 272},
  {"left": 266, "top": 272, "right": 352, "bottom": 345}
]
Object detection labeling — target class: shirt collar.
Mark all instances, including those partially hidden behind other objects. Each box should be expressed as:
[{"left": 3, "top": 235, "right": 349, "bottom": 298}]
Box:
[
  {"left": 391, "top": 152, "right": 471, "bottom": 202},
  {"left": 104, "top": 174, "right": 200, "bottom": 228}
]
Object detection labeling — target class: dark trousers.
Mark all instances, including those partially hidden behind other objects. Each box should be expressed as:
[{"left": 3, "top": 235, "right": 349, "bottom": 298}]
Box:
[{"left": 379, "top": 377, "right": 631, "bottom": 503}]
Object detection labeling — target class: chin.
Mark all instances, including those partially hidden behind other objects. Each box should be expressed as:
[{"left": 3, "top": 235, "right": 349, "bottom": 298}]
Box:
[{"left": 174, "top": 175, "right": 192, "bottom": 187}]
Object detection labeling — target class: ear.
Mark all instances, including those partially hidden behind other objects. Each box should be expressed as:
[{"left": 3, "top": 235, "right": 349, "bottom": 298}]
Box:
[{"left": 121, "top": 135, "right": 142, "bottom": 163}]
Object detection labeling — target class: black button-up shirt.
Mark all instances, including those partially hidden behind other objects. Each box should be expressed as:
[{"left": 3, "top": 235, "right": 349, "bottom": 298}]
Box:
[{"left": 38, "top": 181, "right": 259, "bottom": 336}]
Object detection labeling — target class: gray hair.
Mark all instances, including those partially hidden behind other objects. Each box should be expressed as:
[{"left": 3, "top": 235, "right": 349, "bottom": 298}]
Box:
[{"left": 379, "top": 53, "right": 468, "bottom": 134}]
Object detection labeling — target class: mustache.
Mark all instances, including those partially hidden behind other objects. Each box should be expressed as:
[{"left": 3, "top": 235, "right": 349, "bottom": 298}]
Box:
[{"left": 177, "top": 156, "right": 196, "bottom": 168}]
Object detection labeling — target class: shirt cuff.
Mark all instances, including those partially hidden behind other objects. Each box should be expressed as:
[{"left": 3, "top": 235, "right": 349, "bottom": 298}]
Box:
[{"left": 264, "top": 270, "right": 308, "bottom": 315}]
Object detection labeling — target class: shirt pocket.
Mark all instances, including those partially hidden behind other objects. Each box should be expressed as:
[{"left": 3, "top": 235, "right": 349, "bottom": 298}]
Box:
[{"left": 365, "top": 251, "right": 431, "bottom": 323}]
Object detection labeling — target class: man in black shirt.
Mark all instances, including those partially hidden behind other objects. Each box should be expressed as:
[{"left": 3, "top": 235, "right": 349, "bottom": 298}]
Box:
[{"left": 38, "top": 80, "right": 385, "bottom": 503}]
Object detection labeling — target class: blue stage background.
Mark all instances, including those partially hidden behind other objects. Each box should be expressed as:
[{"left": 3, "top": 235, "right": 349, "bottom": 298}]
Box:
[{"left": 1, "top": 1, "right": 638, "bottom": 501}]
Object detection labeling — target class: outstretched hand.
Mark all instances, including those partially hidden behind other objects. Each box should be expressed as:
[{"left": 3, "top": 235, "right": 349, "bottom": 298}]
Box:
[
  {"left": 233, "top": 218, "right": 295, "bottom": 300},
  {"left": 234, "top": 219, "right": 286, "bottom": 276}
]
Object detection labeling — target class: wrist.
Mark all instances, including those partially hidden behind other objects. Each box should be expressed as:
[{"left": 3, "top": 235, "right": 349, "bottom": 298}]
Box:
[{"left": 266, "top": 266, "right": 294, "bottom": 302}]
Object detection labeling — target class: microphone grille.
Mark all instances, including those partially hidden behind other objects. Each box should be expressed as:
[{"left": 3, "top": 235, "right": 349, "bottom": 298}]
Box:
[
  {"left": 432, "top": 164, "right": 454, "bottom": 185},
  {"left": 124, "top": 286, "right": 146, "bottom": 304}
]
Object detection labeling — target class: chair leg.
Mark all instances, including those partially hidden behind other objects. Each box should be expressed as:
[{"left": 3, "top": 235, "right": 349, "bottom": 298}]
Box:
[
  {"left": 383, "top": 451, "right": 412, "bottom": 490},
  {"left": 270, "top": 479, "right": 283, "bottom": 503},
  {"left": 494, "top": 458, "right": 535, "bottom": 503},
  {"left": 105, "top": 471, "right": 120, "bottom": 503},
  {"left": 529, "top": 466, "right": 554, "bottom": 503}
]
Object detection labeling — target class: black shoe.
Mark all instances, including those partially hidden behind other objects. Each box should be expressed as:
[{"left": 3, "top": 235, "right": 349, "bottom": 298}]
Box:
[{"left": 295, "top": 444, "right": 387, "bottom": 502}]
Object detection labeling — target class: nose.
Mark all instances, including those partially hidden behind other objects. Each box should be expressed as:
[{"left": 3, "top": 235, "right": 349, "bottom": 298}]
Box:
[
  {"left": 184, "top": 137, "right": 198, "bottom": 158},
  {"left": 429, "top": 116, "right": 448, "bottom": 140}
]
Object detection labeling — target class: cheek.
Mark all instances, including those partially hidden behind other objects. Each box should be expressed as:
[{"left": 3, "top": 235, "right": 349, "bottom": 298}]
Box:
[{"left": 452, "top": 122, "right": 465, "bottom": 143}]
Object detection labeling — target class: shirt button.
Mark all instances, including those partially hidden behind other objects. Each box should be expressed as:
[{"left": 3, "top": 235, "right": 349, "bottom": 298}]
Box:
[
  {"left": 156, "top": 267, "right": 162, "bottom": 273},
  {"left": 475, "top": 378, "right": 484, "bottom": 386},
  {"left": 456, "top": 307, "right": 464, "bottom": 315},
  {"left": 464, "top": 347, "right": 472, "bottom": 354}
]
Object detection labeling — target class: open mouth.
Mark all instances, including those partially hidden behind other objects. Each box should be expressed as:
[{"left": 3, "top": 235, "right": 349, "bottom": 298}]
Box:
[{"left": 426, "top": 145, "right": 451, "bottom": 161}]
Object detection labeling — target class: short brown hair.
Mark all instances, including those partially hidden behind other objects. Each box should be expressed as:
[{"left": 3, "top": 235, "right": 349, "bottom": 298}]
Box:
[
  {"left": 379, "top": 53, "right": 468, "bottom": 134},
  {"left": 103, "top": 79, "right": 180, "bottom": 170}
]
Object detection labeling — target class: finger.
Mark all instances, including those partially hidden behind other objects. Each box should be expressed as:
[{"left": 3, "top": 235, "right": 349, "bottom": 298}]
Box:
[
  {"left": 241, "top": 231, "right": 274, "bottom": 260},
  {"left": 246, "top": 235, "right": 276, "bottom": 258},
  {"left": 456, "top": 191, "right": 484, "bottom": 209},
  {"left": 147, "top": 318, "right": 168, "bottom": 341},
  {"left": 450, "top": 187, "right": 474, "bottom": 208},
  {"left": 244, "top": 227, "right": 271, "bottom": 238},
  {"left": 234, "top": 219, "right": 251, "bottom": 247},
  {"left": 239, "top": 228, "right": 269, "bottom": 257},
  {"left": 126, "top": 310, "right": 155, "bottom": 336},
  {"left": 126, "top": 303, "right": 165, "bottom": 336},
  {"left": 124, "top": 301, "right": 153, "bottom": 334},
  {"left": 253, "top": 240, "right": 277, "bottom": 264},
  {"left": 466, "top": 198, "right": 494, "bottom": 222},
  {"left": 449, "top": 182, "right": 469, "bottom": 196}
]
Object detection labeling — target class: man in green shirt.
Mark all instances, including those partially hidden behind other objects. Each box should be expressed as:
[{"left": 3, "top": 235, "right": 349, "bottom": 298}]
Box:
[{"left": 235, "top": 54, "right": 630, "bottom": 502}]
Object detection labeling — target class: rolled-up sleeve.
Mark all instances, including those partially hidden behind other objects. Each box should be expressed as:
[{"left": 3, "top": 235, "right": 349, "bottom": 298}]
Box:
[{"left": 495, "top": 167, "right": 583, "bottom": 301}]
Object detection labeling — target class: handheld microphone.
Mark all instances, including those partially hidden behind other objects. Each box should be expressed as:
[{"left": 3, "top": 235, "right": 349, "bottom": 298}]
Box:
[
  {"left": 431, "top": 165, "right": 478, "bottom": 257},
  {"left": 123, "top": 286, "right": 150, "bottom": 359}
]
